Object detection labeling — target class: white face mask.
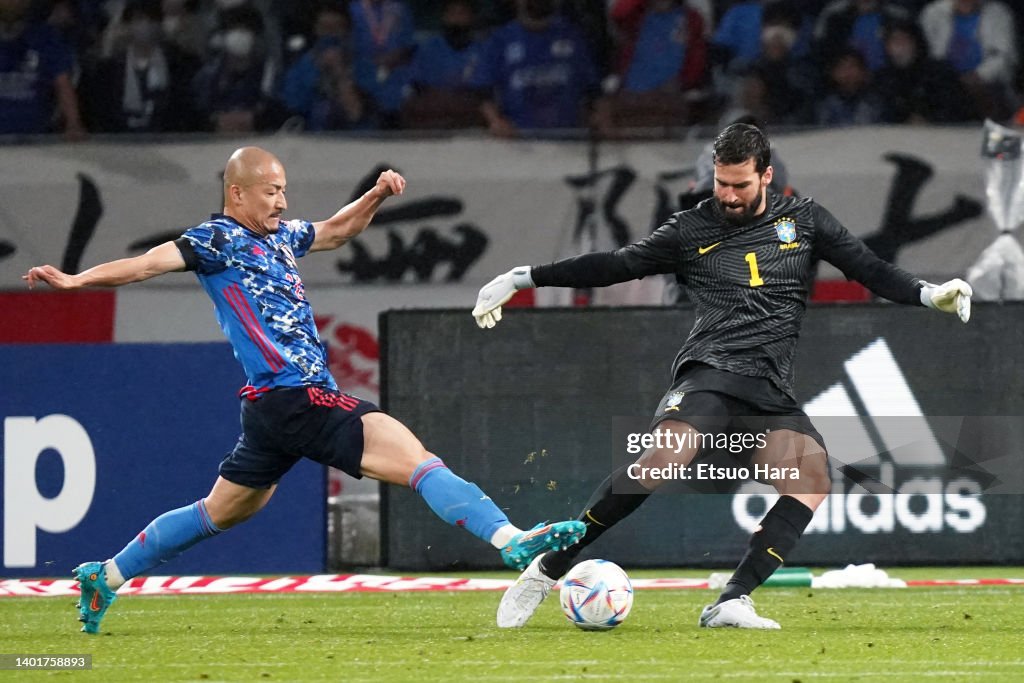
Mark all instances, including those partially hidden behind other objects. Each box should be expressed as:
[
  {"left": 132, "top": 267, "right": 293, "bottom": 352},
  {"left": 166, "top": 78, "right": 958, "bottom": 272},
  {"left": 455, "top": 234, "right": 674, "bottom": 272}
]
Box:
[
  {"left": 761, "top": 24, "right": 797, "bottom": 51},
  {"left": 223, "top": 28, "right": 255, "bottom": 57}
]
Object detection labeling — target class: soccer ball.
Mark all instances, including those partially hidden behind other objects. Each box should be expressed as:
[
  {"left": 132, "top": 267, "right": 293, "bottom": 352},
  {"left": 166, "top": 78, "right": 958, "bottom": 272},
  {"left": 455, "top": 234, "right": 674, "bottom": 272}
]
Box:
[{"left": 559, "top": 559, "right": 633, "bottom": 631}]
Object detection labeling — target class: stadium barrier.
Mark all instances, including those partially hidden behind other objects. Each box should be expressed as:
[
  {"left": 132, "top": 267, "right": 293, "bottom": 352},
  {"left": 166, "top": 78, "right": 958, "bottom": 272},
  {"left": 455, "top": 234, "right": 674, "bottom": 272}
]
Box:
[{"left": 381, "top": 304, "right": 1024, "bottom": 569}]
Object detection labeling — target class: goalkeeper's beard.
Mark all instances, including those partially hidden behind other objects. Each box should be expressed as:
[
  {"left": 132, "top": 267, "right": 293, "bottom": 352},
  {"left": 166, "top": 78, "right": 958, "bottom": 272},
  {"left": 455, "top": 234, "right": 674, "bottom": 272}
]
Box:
[{"left": 717, "top": 191, "right": 763, "bottom": 226}]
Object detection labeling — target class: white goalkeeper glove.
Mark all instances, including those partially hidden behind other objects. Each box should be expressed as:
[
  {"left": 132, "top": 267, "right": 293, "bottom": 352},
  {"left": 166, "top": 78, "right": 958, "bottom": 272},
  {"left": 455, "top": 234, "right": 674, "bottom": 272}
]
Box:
[
  {"left": 472, "top": 266, "right": 534, "bottom": 329},
  {"left": 920, "top": 278, "right": 972, "bottom": 323}
]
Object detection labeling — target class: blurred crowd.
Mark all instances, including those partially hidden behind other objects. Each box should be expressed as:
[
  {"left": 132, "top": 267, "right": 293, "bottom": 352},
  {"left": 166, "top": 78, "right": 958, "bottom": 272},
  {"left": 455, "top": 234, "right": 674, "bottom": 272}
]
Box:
[{"left": 1, "top": 0, "right": 1022, "bottom": 140}]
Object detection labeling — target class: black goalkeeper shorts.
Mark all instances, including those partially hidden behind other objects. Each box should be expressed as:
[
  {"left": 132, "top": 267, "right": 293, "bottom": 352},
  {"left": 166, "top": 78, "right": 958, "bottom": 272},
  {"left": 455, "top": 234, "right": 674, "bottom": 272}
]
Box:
[{"left": 650, "top": 363, "right": 827, "bottom": 454}]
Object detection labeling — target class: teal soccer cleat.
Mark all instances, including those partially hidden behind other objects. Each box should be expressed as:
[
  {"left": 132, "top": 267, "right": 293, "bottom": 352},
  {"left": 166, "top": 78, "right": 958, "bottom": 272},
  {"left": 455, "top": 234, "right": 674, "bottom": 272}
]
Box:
[
  {"left": 73, "top": 562, "right": 118, "bottom": 634},
  {"left": 500, "top": 521, "right": 586, "bottom": 570}
]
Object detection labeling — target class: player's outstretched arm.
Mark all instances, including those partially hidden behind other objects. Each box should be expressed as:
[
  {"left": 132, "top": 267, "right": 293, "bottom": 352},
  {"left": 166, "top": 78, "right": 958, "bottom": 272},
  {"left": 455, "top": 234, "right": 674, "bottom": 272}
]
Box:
[
  {"left": 309, "top": 169, "right": 405, "bottom": 252},
  {"left": 23, "top": 241, "right": 186, "bottom": 290},
  {"left": 473, "top": 267, "right": 535, "bottom": 328},
  {"left": 473, "top": 220, "right": 681, "bottom": 328},
  {"left": 812, "top": 204, "right": 973, "bottom": 323},
  {"left": 920, "top": 278, "right": 972, "bottom": 323}
]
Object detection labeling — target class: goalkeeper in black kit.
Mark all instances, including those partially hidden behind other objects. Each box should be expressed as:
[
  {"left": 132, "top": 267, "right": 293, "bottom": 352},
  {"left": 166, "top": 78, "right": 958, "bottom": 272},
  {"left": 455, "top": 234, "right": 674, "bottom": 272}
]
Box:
[{"left": 473, "top": 123, "right": 973, "bottom": 629}]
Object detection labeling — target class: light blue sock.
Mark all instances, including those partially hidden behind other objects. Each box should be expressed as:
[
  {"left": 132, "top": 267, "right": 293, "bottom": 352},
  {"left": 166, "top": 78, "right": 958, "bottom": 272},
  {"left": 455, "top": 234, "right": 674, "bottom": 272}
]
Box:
[
  {"left": 410, "top": 457, "right": 510, "bottom": 544},
  {"left": 111, "top": 500, "right": 222, "bottom": 580}
]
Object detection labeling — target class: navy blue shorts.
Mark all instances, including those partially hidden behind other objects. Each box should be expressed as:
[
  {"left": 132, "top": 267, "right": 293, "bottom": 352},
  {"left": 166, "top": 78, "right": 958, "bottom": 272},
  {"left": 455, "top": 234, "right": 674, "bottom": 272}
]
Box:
[{"left": 219, "top": 386, "right": 381, "bottom": 489}]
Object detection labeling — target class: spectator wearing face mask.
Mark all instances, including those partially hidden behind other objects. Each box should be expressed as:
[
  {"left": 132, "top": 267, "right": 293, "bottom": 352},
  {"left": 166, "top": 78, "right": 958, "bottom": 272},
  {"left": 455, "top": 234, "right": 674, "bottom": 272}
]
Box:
[
  {"left": 280, "top": 3, "right": 369, "bottom": 130},
  {"left": 82, "top": 0, "right": 200, "bottom": 132},
  {"left": 874, "top": 19, "right": 975, "bottom": 123},
  {"left": 206, "top": 0, "right": 282, "bottom": 65},
  {"left": 402, "top": 0, "right": 486, "bottom": 129},
  {"left": 471, "top": 0, "right": 601, "bottom": 137},
  {"left": 191, "top": 7, "right": 283, "bottom": 133}
]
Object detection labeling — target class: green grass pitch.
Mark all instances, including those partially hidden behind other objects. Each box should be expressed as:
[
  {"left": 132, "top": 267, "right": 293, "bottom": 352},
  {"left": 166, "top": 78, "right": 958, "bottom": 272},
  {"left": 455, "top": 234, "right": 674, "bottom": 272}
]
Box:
[{"left": 3, "top": 567, "right": 1023, "bottom": 682}]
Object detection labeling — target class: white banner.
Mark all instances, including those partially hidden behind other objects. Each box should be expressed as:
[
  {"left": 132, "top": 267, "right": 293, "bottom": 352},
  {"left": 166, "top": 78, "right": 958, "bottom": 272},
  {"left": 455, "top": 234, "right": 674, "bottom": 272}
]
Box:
[{"left": 0, "top": 127, "right": 995, "bottom": 292}]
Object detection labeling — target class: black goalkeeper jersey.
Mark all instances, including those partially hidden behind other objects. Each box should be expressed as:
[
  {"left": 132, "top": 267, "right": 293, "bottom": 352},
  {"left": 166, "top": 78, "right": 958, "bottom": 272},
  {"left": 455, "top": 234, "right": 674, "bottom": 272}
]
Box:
[{"left": 530, "top": 192, "right": 924, "bottom": 397}]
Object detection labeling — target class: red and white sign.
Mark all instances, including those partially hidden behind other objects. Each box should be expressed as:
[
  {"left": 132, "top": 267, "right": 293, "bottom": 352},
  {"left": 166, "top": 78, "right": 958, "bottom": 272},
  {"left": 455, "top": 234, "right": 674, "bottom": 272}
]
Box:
[{"left": 3, "top": 574, "right": 1021, "bottom": 598}]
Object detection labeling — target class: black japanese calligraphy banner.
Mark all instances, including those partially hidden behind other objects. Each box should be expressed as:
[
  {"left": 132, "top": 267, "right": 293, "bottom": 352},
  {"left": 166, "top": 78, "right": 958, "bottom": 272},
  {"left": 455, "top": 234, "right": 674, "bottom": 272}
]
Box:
[
  {"left": 381, "top": 304, "right": 1024, "bottom": 569},
  {"left": 0, "top": 127, "right": 998, "bottom": 292}
]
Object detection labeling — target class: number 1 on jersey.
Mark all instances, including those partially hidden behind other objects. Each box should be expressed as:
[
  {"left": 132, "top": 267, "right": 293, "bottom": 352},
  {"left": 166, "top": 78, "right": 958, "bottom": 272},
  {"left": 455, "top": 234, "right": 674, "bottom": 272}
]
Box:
[{"left": 744, "top": 252, "right": 764, "bottom": 287}]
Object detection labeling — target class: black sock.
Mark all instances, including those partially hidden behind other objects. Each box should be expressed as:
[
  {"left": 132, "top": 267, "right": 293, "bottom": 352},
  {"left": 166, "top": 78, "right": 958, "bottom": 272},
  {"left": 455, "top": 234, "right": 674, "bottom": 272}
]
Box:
[
  {"left": 715, "top": 495, "right": 814, "bottom": 605},
  {"left": 538, "top": 464, "right": 650, "bottom": 579}
]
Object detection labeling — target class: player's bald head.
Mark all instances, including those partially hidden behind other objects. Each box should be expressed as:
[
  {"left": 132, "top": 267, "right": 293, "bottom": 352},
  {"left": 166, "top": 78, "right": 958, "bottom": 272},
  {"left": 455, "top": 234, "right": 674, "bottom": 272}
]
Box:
[
  {"left": 222, "top": 147, "right": 288, "bottom": 235},
  {"left": 224, "top": 146, "right": 284, "bottom": 193}
]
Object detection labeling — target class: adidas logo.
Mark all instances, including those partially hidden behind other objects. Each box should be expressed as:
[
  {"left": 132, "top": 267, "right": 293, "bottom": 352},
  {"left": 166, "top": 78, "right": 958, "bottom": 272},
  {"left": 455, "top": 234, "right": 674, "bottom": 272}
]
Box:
[{"left": 732, "top": 338, "right": 986, "bottom": 535}]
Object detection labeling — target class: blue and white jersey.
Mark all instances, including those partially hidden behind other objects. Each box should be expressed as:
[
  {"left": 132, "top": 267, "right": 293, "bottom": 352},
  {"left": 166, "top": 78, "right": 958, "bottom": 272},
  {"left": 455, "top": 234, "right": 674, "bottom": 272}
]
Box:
[
  {"left": 175, "top": 214, "right": 335, "bottom": 393},
  {"left": 471, "top": 17, "right": 597, "bottom": 130}
]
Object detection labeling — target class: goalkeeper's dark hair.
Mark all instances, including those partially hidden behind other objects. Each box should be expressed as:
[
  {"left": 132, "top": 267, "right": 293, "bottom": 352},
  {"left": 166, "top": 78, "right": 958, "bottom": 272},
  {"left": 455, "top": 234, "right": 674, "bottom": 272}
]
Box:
[{"left": 712, "top": 123, "right": 772, "bottom": 175}]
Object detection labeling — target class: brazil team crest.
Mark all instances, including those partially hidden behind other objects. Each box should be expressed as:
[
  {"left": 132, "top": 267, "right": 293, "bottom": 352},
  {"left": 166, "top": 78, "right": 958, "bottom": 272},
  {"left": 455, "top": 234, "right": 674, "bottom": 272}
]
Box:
[
  {"left": 774, "top": 218, "right": 797, "bottom": 243},
  {"left": 664, "top": 391, "right": 685, "bottom": 413}
]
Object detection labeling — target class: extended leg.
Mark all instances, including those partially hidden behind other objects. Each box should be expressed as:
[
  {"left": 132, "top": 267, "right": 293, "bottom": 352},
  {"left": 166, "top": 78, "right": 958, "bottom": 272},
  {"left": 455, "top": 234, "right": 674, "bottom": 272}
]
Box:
[
  {"left": 700, "top": 430, "right": 829, "bottom": 629},
  {"left": 75, "top": 477, "right": 274, "bottom": 634},
  {"left": 359, "top": 412, "right": 585, "bottom": 569}
]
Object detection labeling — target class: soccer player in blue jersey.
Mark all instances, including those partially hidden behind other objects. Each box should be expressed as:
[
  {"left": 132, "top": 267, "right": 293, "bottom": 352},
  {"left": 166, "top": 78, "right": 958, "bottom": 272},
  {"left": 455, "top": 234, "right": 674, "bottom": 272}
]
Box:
[{"left": 23, "top": 146, "right": 585, "bottom": 634}]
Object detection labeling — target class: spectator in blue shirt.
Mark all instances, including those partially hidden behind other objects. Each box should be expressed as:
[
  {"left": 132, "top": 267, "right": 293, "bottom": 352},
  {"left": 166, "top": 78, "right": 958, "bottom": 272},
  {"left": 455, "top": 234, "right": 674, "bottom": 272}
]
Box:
[
  {"left": 349, "top": 0, "right": 415, "bottom": 128},
  {"left": 280, "top": 4, "right": 369, "bottom": 131},
  {"left": 712, "top": 0, "right": 763, "bottom": 69},
  {"left": 472, "top": 0, "right": 600, "bottom": 137},
  {"left": 814, "top": 0, "right": 911, "bottom": 72},
  {"left": 815, "top": 48, "right": 884, "bottom": 126},
  {"left": 712, "top": 0, "right": 812, "bottom": 72},
  {"left": 618, "top": 0, "right": 708, "bottom": 94},
  {"left": 920, "top": 0, "right": 1018, "bottom": 119},
  {"left": 402, "top": 0, "right": 485, "bottom": 129},
  {"left": 727, "top": 6, "right": 820, "bottom": 126},
  {"left": 409, "top": 0, "right": 483, "bottom": 91},
  {"left": 0, "top": 0, "right": 85, "bottom": 137}
]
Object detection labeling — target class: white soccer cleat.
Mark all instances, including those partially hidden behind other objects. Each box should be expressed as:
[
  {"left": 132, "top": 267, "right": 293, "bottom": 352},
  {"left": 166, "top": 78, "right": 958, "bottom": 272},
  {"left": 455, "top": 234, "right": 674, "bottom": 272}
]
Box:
[
  {"left": 497, "top": 555, "right": 556, "bottom": 628},
  {"left": 698, "top": 595, "right": 781, "bottom": 629}
]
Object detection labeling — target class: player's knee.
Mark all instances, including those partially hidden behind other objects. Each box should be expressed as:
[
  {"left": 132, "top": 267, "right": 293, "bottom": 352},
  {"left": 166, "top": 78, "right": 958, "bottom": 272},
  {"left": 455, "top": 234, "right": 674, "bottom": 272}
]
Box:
[
  {"left": 392, "top": 447, "right": 436, "bottom": 483},
  {"left": 774, "top": 460, "right": 830, "bottom": 504},
  {"left": 207, "top": 503, "right": 257, "bottom": 530},
  {"left": 801, "top": 455, "right": 831, "bottom": 493},
  {"left": 204, "top": 493, "right": 270, "bottom": 529}
]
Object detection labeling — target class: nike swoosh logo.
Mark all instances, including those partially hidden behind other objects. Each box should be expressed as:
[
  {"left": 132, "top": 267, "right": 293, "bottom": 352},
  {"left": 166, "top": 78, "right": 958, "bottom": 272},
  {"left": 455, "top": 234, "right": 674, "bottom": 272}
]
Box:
[
  {"left": 698, "top": 242, "right": 721, "bottom": 255},
  {"left": 766, "top": 547, "right": 784, "bottom": 562}
]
